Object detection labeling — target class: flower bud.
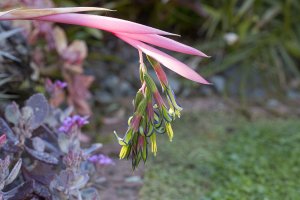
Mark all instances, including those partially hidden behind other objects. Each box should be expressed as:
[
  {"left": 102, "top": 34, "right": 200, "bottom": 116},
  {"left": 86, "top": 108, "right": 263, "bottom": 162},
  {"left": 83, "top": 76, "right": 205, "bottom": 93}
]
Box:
[
  {"left": 147, "top": 56, "right": 168, "bottom": 86},
  {"left": 146, "top": 102, "right": 154, "bottom": 122},
  {"left": 144, "top": 73, "right": 158, "bottom": 93},
  {"left": 133, "top": 90, "right": 144, "bottom": 111},
  {"left": 136, "top": 99, "right": 147, "bottom": 116},
  {"left": 153, "top": 91, "right": 164, "bottom": 108},
  {"left": 130, "top": 115, "right": 142, "bottom": 132}
]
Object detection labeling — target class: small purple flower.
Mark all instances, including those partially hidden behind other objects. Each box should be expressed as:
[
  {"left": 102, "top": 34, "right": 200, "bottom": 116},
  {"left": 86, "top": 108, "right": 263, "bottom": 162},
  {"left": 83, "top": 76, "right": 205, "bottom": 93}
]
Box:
[
  {"left": 88, "top": 154, "right": 114, "bottom": 166},
  {"left": 59, "top": 115, "right": 89, "bottom": 133},
  {"left": 45, "top": 79, "right": 67, "bottom": 94},
  {"left": 54, "top": 80, "right": 67, "bottom": 89}
]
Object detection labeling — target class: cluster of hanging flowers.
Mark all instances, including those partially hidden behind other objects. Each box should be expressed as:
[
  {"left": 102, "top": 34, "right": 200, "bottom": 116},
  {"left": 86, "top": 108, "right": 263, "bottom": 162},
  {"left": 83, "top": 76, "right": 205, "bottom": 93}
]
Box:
[
  {"left": 0, "top": 7, "right": 210, "bottom": 169},
  {"left": 115, "top": 54, "right": 185, "bottom": 168}
]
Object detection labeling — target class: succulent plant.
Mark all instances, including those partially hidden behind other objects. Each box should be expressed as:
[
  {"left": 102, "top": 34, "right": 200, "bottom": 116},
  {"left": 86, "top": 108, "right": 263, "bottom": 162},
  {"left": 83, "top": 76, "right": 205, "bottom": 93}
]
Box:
[{"left": 0, "top": 93, "right": 106, "bottom": 199}]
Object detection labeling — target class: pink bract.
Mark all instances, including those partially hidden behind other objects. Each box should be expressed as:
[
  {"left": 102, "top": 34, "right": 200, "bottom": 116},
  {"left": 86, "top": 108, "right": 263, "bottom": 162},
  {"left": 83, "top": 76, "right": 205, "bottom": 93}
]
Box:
[{"left": 0, "top": 7, "right": 210, "bottom": 84}]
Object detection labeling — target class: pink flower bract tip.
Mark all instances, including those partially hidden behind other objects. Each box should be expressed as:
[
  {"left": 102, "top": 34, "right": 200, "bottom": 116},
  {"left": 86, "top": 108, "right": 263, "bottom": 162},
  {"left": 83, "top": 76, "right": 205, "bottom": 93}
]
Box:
[{"left": 116, "top": 34, "right": 210, "bottom": 84}]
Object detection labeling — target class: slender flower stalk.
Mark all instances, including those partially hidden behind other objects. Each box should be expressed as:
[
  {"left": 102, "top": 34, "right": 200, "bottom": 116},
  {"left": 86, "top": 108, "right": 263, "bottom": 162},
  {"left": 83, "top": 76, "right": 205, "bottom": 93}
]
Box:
[{"left": 0, "top": 7, "right": 211, "bottom": 169}]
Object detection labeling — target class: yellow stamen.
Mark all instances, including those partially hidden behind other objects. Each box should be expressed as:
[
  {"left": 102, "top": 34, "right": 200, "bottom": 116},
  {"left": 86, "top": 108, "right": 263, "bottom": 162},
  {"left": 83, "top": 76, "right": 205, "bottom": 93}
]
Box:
[
  {"left": 119, "top": 145, "right": 129, "bottom": 159},
  {"left": 166, "top": 122, "right": 174, "bottom": 142},
  {"left": 150, "top": 133, "right": 157, "bottom": 156}
]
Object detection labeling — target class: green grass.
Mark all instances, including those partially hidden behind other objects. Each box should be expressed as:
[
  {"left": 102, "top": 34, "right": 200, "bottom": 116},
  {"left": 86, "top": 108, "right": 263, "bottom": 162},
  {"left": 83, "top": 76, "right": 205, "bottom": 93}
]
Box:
[{"left": 139, "top": 111, "right": 300, "bottom": 200}]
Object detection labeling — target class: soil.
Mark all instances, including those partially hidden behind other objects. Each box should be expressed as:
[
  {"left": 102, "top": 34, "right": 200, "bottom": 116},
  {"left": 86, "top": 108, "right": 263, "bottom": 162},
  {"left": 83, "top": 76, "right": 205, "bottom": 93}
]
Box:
[{"left": 98, "top": 159, "right": 144, "bottom": 200}]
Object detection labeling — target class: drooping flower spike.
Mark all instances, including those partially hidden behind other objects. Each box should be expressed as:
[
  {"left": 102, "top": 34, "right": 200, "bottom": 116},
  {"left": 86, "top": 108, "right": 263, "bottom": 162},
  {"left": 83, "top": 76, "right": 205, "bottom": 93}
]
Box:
[{"left": 0, "top": 7, "right": 210, "bottom": 169}]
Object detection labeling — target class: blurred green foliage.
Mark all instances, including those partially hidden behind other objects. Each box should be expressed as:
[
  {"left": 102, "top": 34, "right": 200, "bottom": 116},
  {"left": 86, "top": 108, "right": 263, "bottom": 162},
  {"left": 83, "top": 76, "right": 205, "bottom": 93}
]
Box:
[
  {"left": 199, "top": 0, "right": 300, "bottom": 97},
  {"left": 204, "top": 117, "right": 300, "bottom": 200},
  {"left": 54, "top": 0, "right": 300, "bottom": 97},
  {"left": 140, "top": 111, "right": 300, "bottom": 200}
]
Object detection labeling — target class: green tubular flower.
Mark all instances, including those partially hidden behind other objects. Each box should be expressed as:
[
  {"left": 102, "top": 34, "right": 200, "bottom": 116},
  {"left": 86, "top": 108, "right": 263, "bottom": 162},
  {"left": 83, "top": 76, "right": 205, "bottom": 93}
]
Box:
[
  {"left": 139, "top": 117, "right": 147, "bottom": 136},
  {"left": 146, "top": 101, "right": 154, "bottom": 122},
  {"left": 139, "top": 63, "right": 147, "bottom": 83},
  {"left": 137, "top": 135, "right": 148, "bottom": 163},
  {"left": 145, "top": 121, "right": 154, "bottom": 137},
  {"left": 143, "top": 73, "right": 158, "bottom": 94},
  {"left": 165, "top": 86, "right": 182, "bottom": 117},
  {"left": 131, "top": 133, "right": 143, "bottom": 169},
  {"left": 133, "top": 90, "right": 144, "bottom": 111},
  {"left": 142, "top": 142, "right": 148, "bottom": 162},
  {"left": 136, "top": 99, "right": 147, "bottom": 116},
  {"left": 161, "top": 105, "right": 173, "bottom": 122},
  {"left": 153, "top": 111, "right": 163, "bottom": 128}
]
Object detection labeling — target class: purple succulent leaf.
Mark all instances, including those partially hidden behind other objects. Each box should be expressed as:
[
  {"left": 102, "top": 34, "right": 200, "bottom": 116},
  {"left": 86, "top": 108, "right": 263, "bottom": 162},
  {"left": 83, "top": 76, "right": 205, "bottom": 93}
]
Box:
[
  {"left": 25, "top": 93, "right": 49, "bottom": 130},
  {"left": 3, "top": 180, "right": 35, "bottom": 200},
  {"left": 69, "top": 172, "right": 89, "bottom": 190},
  {"left": 32, "top": 137, "right": 46, "bottom": 152},
  {"left": 21, "top": 107, "right": 34, "bottom": 124},
  {"left": 58, "top": 134, "right": 80, "bottom": 153},
  {"left": 0, "top": 156, "right": 10, "bottom": 184},
  {"left": 0, "top": 182, "right": 4, "bottom": 191},
  {"left": 5, "top": 158, "right": 22, "bottom": 186},
  {"left": 4, "top": 180, "right": 51, "bottom": 200},
  {"left": 22, "top": 163, "right": 56, "bottom": 187},
  {"left": 50, "top": 170, "right": 90, "bottom": 195},
  {"left": 82, "top": 143, "right": 102, "bottom": 157},
  {"left": 57, "top": 134, "right": 70, "bottom": 153},
  {"left": 0, "top": 117, "right": 18, "bottom": 145},
  {"left": 25, "top": 146, "right": 58, "bottom": 165},
  {"left": 50, "top": 170, "right": 73, "bottom": 192},
  {"left": 4, "top": 102, "right": 21, "bottom": 126}
]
